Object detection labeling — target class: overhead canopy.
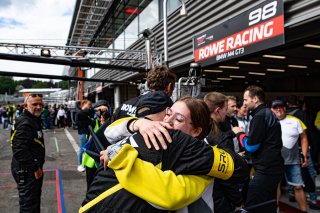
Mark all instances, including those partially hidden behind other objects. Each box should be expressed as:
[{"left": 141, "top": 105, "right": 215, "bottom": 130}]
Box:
[{"left": 67, "top": 0, "right": 151, "bottom": 47}]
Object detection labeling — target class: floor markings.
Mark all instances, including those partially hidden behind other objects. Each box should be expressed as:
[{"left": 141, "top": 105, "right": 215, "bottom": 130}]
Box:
[
  {"left": 64, "top": 128, "right": 79, "bottom": 153},
  {"left": 56, "top": 168, "right": 66, "bottom": 213},
  {"left": 54, "top": 137, "right": 60, "bottom": 153}
]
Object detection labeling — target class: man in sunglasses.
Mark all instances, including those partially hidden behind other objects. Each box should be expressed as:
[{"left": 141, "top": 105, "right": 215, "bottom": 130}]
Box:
[{"left": 11, "top": 94, "right": 45, "bottom": 213}]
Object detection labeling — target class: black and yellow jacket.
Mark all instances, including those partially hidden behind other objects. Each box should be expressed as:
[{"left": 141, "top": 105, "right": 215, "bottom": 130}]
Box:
[
  {"left": 11, "top": 110, "right": 45, "bottom": 171},
  {"left": 80, "top": 119, "right": 248, "bottom": 212}
]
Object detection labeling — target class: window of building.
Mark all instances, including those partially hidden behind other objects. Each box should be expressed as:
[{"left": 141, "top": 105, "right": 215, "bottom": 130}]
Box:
[
  {"left": 138, "top": 1, "right": 159, "bottom": 38},
  {"left": 125, "top": 15, "right": 138, "bottom": 48},
  {"left": 159, "top": 0, "right": 181, "bottom": 20}
]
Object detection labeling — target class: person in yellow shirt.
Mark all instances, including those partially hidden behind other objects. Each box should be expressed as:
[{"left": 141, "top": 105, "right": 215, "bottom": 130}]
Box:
[{"left": 314, "top": 110, "right": 320, "bottom": 131}]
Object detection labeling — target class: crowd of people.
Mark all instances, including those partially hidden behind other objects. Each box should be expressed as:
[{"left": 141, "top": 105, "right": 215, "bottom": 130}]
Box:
[
  {"left": 7, "top": 65, "right": 320, "bottom": 213},
  {"left": 0, "top": 102, "right": 73, "bottom": 131}
]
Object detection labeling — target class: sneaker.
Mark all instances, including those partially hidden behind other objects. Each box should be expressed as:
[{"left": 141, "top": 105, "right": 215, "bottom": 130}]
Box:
[
  {"left": 77, "top": 165, "right": 85, "bottom": 172},
  {"left": 309, "top": 201, "right": 320, "bottom": 210}
]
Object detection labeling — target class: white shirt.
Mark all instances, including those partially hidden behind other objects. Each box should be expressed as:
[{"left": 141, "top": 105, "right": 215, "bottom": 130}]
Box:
[
  {"left": 57, "top": 109, "right": 66, "bottom": 118},
  {"left": 279, "top": 115, "right": 303, "bottom": 149}
]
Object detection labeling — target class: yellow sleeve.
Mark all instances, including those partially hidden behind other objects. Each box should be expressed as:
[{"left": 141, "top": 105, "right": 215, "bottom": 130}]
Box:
[
  {"left": 108, "top": 144, "right": 213, "bottom": 210},
  {"left": 315, "top": 111, "right": 320, "bottom": 129},
  {"left": 287, "top": 115, "right": 307, "bottom": 130}
]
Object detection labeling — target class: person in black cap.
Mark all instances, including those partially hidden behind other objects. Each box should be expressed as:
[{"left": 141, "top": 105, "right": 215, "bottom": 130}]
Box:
[
  {"left": 271, "top": 99, "right": 309, "bottom": 213},
  {"left": 82, "top": 99, "right": 112, "bottom": 189},
  {"left": 81, "top": 91, "right": 175, "bottom": 212},
  {"left": 286, "top": 96, "right": 320, "bottom": 210},
  {"left": 135, "top": 91, "right": 173, "bottom": 118},
  {"left": 93, "top": 100, "right": 111, "bottom": 125}
]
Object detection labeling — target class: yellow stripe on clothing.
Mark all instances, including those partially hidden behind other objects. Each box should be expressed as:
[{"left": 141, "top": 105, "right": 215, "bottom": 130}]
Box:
[
  {"left": 10, "top": 130, "right": 17, "bottom": 146},
  {"left": 208, "top": 146, "right": 234, "bottom": 180},
  {"left": 34, "top": 138, "right": 45, "bottom": 148},
  {"left": 287, "top": 115, "right": 307, "bottom": 130},
  {"left": 78, "top": 184, "right": 123, "bottom": 213}
]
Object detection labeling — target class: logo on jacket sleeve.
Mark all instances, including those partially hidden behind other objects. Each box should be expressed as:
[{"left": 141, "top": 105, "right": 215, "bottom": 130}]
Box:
[{"left": 37, "top": 131, "right": 43, "bottom": 139}]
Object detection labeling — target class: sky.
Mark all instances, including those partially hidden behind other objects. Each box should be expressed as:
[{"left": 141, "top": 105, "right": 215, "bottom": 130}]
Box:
[{"left": 0, "top": 0, "right": 76, "bottom": 80}]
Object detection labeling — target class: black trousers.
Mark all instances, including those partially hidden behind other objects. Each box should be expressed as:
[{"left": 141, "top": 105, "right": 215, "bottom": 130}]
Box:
[
  {"left": 86, "top": 166, "right": 97, "bottom": 192},
  {"left": 58, "top": 116, "right": 65, "bottom": 128},
  {"left": 11, "top": 166, "right": 43, "bottom": 213},
  {"left": 244, "top": 171, "right": 282, "bottom": 213}
]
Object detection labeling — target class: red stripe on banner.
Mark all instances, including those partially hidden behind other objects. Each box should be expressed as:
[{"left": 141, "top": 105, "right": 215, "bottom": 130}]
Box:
[{"left": 194, "top": 15, "right": 284, "bottom": 62}]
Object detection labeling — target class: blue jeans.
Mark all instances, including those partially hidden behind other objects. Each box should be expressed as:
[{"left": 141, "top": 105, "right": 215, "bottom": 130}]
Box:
[
  {"left": 78, "top": 134, "right": 87, "bottom": 165},
  {"left": 42, "top": 118, "right": 50, "bottom": 129},
  {"left": 3, "top": 118, "right": 8, "bottom": 129},
  {"left": 288, "top": 149, "right": 318, "bottom": 201},
  {"left": 284, "top": 164, "right": 304, "bottom": 186}
]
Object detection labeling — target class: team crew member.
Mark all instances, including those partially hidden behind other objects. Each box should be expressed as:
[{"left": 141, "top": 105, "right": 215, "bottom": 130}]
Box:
[
  {"left": 111, "top": 65, "right": 176, "bottom": 120},
  {"left": 81, "top": 91, "right": 177, "bottom": 212},
  {"left": 271, "top": 100, "right": 308, "bottom": 213},
  {"left": 204, "top": 92, "right": 243, "bottom": 213},
  {"left": 11, "top": 94, "right": 45, "bottom": 213},
  {"left": 82, "top": 100, "right": 111, "bottom": 190},
  {"left": 233, "top": 85, "right": 284, "bottom": 213},
  {"left": 286, "top": 96, "right": 320, "bottom": 210}
]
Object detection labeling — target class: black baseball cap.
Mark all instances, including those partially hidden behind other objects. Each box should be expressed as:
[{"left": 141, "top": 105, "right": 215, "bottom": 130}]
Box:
[
  {"left": 136, "top": 91, "right": 173, "bottom": 117},
  {"left": 271, "top": 100, "right": 285, "bottom": 108},
  {"left": 93, "top": 100, "right": 110, "bottom": 109}
]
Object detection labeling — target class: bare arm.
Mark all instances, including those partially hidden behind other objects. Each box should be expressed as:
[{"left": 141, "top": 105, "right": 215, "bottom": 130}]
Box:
[{"left": 300, "top": 130, "right": 308, "bottom": 167}]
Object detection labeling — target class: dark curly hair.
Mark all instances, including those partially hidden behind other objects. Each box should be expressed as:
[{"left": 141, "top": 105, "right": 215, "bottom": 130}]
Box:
[{"left": 146, "top": 66, "right": 176, "bottom": 91}]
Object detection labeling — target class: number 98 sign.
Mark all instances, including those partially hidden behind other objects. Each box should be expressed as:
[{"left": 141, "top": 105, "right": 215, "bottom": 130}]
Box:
[{"left": 249, "top": 1, "right": 278, "bottom": 26}]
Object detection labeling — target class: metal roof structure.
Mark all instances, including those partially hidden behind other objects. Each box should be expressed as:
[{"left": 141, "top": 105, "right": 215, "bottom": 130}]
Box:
[
  {"left": 0, "top": 42, "right": 150, "bottom": 72},
  {"left": 67, "top": 0, "right": 113, "bottom": 47},
  {"left": 66, "top": 0, "right": 160, "bottom": 90},
  {"left": 67, "top": 0, "right": 151, "bottom": 48}
]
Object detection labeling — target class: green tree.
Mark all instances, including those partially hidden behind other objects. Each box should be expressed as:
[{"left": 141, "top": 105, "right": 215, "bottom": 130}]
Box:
[
  {"left": 32, "top": 81, "right": 49, "bottom": 88},
  {"left": 21, "top": 78, "right": 35, "bottom": 88},
  {"left": 55, "top": 80, "right": 69, "bottom": 89},
  {"left": 0, "top": 76, "right": 16, "bottom": 95}
]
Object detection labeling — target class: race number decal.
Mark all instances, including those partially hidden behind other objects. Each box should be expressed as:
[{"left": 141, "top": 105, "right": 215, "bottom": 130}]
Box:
[{"left": 249, "top": 1, "right": 277, "bottom": 26}]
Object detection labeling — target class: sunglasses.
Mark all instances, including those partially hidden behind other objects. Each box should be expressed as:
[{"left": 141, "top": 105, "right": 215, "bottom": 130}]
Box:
[
  {"left": 29, "top": 94, "right": 43, "bottom": 98},
  {"left": 25, "top": 94, "right": 43, "bottom": 103}
]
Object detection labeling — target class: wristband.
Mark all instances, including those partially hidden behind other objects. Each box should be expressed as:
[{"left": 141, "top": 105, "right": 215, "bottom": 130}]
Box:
[
  {"left": 131, "top": 119, "right": 138, "bottom": 132},
  {"left": 127, "top": 118, "right": 138, "bottom": 133}
]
